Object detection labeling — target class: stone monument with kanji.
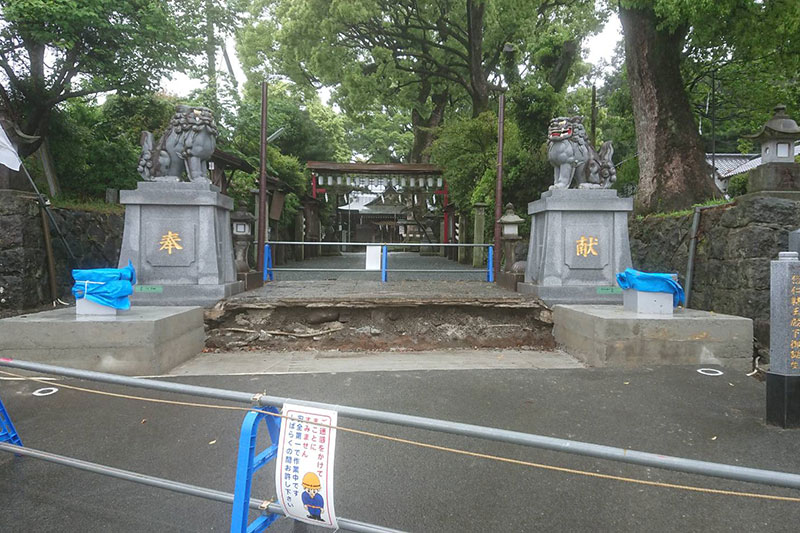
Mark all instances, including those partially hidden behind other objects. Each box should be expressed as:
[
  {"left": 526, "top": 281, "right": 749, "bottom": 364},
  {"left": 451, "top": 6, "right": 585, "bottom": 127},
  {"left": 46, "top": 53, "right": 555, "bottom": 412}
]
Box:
[
  {"left": 518, "top": 115, "right": 633, "bottom": 304},
  {"left": 118, "top": 105, "right": 243, "bottom": 306}
]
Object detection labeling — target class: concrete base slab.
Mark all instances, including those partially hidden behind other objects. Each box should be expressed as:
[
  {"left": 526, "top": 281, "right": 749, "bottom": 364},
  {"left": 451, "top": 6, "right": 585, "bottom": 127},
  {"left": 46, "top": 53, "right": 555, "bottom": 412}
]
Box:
[
  {"left": 553, "top": 304, "right": 753, "bottom": 370},
  {"left": 131, "top": 281, "right": 243, "bottom": 307},
  {"left": 518, "top": 282, "right": 623, "bottom": 305},
  {"left": 0, "top": 306, "right": 205, "bottom": 375}
]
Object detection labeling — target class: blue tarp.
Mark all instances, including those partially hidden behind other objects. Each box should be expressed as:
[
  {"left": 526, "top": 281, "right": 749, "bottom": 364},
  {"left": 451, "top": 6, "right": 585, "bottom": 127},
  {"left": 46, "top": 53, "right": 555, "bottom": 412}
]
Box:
[
  {"left": 72, "top": 261, "right": 136, "bottom": 310},
  {"left": 616, "top": 268, "right": 685, "bottom": 307}
]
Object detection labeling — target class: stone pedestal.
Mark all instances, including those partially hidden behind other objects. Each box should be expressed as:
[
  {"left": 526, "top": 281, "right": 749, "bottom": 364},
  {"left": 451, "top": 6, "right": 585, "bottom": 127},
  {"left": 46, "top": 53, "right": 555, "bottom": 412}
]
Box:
[
  {"left": 748, "top": 163, "right": 800, "bottom": 193},
  {"left": 519, "top": 189, "right": 633, "bottom": 305},
  {"left": 622, "top": 288, "right": 673, "bottom": 315},
  {"left": 766, "top": 252, "right": 800, "bottom": 428},
  {"left": 553, "top": 305, "right": 753, "bottom": 370},
  {"left": 118, "top": 182, "right": 243, "bottom": 307},
  {"left": 0, "top": 306, "right": 205, "bottom": 375}
]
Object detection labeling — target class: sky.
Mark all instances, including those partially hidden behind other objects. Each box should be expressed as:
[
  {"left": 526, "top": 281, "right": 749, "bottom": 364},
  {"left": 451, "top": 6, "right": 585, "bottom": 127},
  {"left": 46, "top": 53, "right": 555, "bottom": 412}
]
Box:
[
  {"left": 162, "top": 14, "right": 624, "bottom": 101},
  {"left": 585, "top": 14, "right": 622, "bottom": 69}
]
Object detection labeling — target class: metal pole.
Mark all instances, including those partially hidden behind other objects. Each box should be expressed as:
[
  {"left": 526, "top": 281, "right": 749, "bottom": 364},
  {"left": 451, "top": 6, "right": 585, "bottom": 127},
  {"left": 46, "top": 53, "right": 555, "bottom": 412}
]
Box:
[
  {"left": 0, "top": 443, "right": 402, "bottom": 533},
  {"left": 591, "top": 84, "right": 597, "bottom": 148},
  {"left": 4, "top": 359, "right": 800, "bottom": 490},
  {"left": 493, "top": 93, "right": 505, "bottom": 282},
  {"left": 256, "top": 81, "right": 268, "bottom": 276},
  {"left": 685, "top": 206, "right": 702, "bottom": 308},
  {"left": 711, "top": 69, "right": 716, "bottom": 184},
  {"left": 20, "top": 162, "right": 75, "bottom": 260},
  {"left": 381, "top": 245, "right": 388, "bottom": 282},
  {"left": 39, "top": 203, "right": 59, "bottom": 302},
  {"left": 487, "top": 246, "right": 494, "bottom": 282}
]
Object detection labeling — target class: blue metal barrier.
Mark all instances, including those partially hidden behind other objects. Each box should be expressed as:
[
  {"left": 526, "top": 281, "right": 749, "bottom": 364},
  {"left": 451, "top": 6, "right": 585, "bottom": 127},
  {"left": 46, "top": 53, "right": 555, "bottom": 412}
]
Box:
[
  {"left": 487, "top": 246, "right": 494, "bottom": 283},
  {"left": 0, "top": 394, "right": 22, "bottom": 447},
  {"left": 381, "top": 245, "right": 388, "bottom": 282},
  {"left": 263, "top": 244, "right": 274, "bottom": 282},
  {"left": 231, "top": 406, "right": 282, "bottom": 532}
]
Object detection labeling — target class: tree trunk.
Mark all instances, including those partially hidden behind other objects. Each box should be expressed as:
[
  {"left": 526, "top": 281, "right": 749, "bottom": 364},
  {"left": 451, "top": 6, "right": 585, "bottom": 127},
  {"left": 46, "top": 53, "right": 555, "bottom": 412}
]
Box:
[
  {"left": 620, "top": 6, "right": 719, "bottom": 214},
  {"left": 409, "top": 90, "right": 448, "bottom": 163},
  {"left": 38, "top": 138, "right": 61, "bottom": 197},
  {"left": 466, "top": 0, "right": 489, "bottom": 117}
]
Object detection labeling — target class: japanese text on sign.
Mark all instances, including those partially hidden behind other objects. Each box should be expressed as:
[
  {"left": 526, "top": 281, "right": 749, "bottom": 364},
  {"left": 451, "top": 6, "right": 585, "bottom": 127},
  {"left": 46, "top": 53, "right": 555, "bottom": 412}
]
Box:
[
  {"left": 791, "top": 274, "right": 800, "bottom": 370},
  {"left": 275, "top": 403, "right": 338, "bottom": 529}
]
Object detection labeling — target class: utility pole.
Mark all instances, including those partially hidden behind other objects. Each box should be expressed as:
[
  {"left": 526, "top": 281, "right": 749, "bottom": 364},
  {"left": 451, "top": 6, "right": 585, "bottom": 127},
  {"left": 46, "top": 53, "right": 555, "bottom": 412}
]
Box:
[
  {"left": 256, "top": 82, "right": 268, "bottom": 275},
  {"left": 493, "top": 92, "right": 505, "bottom": 281},
  {"left": 590, "top": 84, "right": 597, "bottom": 148},
  {"left": 711, "top": 70, "right": 716, "bottom": 183}
]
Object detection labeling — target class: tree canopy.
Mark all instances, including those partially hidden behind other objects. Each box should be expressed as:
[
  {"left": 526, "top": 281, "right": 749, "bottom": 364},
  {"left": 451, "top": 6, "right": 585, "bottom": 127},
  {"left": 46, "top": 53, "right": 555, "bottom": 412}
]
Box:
[
  {"left": 0, "top": 0, "right": 207, "bottom": 157},
  {"left": 2, "top": 0, "right": 799, "bottom": 218}
]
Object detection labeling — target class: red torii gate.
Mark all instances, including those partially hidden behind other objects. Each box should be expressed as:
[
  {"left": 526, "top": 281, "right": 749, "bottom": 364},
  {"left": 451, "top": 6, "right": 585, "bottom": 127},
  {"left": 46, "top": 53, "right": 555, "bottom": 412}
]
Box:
[{"left": 305, "top": 162, "right": 451, "bottom": 244}]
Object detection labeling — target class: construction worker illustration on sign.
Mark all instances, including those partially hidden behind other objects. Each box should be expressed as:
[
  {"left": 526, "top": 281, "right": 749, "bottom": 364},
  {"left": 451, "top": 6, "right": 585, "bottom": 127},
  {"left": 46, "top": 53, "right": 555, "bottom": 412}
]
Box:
[
  {"left": 301, "top": 472, "right": 325, "bottom": 521},
  {"left": 276, "top": 404, "right": 338, "bottom": 528}
]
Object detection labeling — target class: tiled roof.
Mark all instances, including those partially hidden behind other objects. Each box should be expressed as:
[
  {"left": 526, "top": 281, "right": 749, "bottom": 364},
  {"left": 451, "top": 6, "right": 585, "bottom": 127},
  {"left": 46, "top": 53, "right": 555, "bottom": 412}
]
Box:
[
  {"left": 716, "top": 143, "right": 800, "bottom": 178},
  {"left": 706, "top": 154, "right": 758, "bottom": 177}
]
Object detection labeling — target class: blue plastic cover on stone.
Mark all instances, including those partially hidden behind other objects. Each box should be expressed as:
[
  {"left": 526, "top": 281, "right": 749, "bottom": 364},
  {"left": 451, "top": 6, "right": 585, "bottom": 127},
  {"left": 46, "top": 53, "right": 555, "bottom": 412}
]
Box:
[
  {"left": 71, "top": 261, "right": 136, "bottom": 310},
  {"left": 616, "top": 268, "right": 685, "bottom": 307}
]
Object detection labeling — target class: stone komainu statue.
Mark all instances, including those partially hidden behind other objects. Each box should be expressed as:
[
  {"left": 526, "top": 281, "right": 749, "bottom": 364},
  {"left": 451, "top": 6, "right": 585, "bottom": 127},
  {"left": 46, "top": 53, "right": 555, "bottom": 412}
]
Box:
[
  {"left": 137, "top": 105, "right": 218, "bottom": 183},
  {"left": 547, "top": 116, "right": 615, "bottom": 190}
]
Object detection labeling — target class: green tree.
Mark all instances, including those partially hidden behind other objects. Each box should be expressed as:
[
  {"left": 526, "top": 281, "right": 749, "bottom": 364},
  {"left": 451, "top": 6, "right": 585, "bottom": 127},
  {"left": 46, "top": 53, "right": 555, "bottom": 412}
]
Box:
[
  {"left": 230, "top": 83, "right": 348, "bottom": 165},
  {"left": 45, "top": 94, "right": 178, "bottom": 198},
  {"left": 0, "top": 0, "right": 204, "bottom": 158},
  {"left": 241, "top": 0, "right": 598, "bottom": 162},
  {"left": 616, "top": 0, "right": 800, "bottom": 213}
]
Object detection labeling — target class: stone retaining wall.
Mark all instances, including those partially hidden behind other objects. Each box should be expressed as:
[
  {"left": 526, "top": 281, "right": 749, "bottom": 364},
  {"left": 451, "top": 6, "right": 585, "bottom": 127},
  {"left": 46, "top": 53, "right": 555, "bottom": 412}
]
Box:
[
  {"left": 628, "top": 195, "right": 800, "bottom": 358},
  {"left": 0, "top": 190, "right": 123, "bottom": 311}
]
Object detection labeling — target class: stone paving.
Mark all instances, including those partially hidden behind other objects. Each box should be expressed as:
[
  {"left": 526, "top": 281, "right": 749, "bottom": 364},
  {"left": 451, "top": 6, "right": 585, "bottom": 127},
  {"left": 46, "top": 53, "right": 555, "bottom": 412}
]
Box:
[{"left": 231, "top": 278, "right": 528, "bottom": 304}]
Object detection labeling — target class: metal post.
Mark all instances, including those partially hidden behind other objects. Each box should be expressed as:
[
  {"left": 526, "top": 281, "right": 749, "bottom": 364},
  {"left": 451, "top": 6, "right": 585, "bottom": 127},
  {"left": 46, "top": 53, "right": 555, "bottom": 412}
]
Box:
[
  {"left": 493, "top": 93, "right": 505, "bottom": 283},
  {"left": 381, "top": 245, "right": 388, "bottom": 282},
  {"left": 256, "top": 81, "right": 268, "bottom": 276},
  {"left": 231, "top": 406, "right": 281, "bottom": 532},
  {"left": 591, "top": 84, "right": 597, "bottom": 148},
  {"left": 711, "top": 69, "right": 716, "bottom": 184},
  {"left": 685, "top": 206, "right": 702, "bottom": 307},
  {"left": 262, "top": 244, "right": 273, "bottom": 282},
  {"left": 4, "top": 359, "right": 800, "bottom": 491},
  {"left": 39, "top": 203, "right": 58, "bottom": 302},
  {"left": 487, "top": 246, "right": 494, "bottom": 283}
]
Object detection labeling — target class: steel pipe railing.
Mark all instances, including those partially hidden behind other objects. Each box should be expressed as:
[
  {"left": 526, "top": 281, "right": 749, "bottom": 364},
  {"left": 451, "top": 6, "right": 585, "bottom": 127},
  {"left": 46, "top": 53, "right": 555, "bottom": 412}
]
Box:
[
  {"left": 0, "top": 442, "right": 402, "bottom": 533},
  {"left": 265, "top": 241, "right": 491, "bottom": 247},
  {"left": 2, "top": 358, "right": 800, "bottom": 491}
]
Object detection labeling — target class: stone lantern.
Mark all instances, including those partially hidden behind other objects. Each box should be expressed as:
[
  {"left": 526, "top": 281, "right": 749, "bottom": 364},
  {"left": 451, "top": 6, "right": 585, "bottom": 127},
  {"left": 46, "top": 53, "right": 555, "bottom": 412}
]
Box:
[
  {"left": 498, "top": 203, "right": 524, "bottom": 271},
  {"left": 499, "top": 203, "right": 524, "bottom": 240},
  {"left": 745, "top": 105, "right": 800, "bottom": 194},
  {"left": 230, "top": 210, "right": 262, "bottom": 289}
]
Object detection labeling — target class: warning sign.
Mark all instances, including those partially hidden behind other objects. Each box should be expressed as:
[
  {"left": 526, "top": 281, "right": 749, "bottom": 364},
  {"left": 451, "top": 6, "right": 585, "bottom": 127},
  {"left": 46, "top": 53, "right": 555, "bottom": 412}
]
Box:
[{"left": 275, "top": 403, "right": 338, "bottom": 528}]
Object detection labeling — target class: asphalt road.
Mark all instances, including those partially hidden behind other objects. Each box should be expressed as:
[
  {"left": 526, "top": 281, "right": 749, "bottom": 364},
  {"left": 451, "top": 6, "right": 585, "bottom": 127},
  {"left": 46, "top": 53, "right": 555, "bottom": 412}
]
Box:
[{"left": 1, "top": 366, "right": 799, "bottom": 532}]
